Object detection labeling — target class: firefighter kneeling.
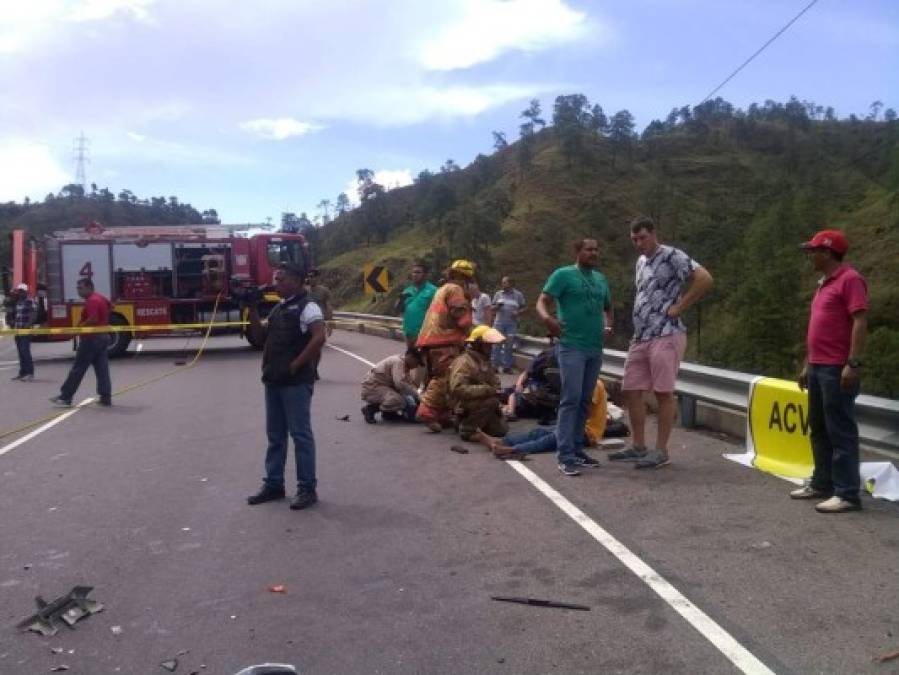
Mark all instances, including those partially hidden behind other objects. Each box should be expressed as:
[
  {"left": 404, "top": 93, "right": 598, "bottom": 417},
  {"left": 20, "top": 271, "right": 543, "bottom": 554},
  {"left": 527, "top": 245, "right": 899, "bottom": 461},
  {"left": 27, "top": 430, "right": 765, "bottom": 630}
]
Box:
[{"left": 448, "top": 325, "right": 508, "bottom": 441}]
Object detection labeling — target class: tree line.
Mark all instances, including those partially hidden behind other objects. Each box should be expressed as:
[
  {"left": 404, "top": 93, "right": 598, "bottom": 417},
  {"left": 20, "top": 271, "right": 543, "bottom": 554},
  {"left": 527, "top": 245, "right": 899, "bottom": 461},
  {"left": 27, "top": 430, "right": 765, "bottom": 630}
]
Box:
[{"left": 310, "top": 94, "right": 898, "bottom": 397}]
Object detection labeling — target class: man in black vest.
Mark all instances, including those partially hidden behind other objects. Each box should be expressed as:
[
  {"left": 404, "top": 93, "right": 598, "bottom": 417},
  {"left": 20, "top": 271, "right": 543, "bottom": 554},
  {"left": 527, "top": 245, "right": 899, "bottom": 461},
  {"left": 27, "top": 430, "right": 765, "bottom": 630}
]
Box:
[{"left": 246, "top": 262, "right": 326, "bottom": 510}]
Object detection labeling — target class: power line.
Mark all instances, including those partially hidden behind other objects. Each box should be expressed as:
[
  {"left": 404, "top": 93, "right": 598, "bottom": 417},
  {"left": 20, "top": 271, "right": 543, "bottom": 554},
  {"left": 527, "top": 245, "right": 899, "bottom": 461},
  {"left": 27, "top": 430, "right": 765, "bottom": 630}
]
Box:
[{"left": 699, "top": 0, "right": 820, "bottom": 104}]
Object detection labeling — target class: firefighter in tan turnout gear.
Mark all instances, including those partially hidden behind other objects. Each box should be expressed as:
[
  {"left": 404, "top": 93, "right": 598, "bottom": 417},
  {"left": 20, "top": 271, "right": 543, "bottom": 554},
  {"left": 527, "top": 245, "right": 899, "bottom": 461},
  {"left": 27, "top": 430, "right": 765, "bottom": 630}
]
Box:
[{"left": 448, "top": 325, "right": 508, "bottom": 441}]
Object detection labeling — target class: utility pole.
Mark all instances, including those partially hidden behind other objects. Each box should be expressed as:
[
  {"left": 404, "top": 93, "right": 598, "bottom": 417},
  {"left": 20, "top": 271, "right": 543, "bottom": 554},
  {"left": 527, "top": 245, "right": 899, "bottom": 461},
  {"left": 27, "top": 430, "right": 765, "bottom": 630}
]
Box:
[{"left": 73, "top": 132, "right": 90, "bottom": 190}]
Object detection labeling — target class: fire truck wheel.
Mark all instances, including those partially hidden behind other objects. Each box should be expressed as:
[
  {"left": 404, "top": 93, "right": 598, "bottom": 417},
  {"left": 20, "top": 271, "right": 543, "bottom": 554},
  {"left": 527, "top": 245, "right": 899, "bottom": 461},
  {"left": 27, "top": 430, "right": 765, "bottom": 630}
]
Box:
[{"left": 107, "top": 313, "right": 133, "bottom": 357}]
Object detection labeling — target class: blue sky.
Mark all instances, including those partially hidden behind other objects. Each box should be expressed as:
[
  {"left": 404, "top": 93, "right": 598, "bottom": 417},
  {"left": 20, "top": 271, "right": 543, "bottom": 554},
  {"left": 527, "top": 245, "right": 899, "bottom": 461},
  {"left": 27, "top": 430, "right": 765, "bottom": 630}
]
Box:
[{"left": 1, "top": 0, "right": 896, "bottom": 223}]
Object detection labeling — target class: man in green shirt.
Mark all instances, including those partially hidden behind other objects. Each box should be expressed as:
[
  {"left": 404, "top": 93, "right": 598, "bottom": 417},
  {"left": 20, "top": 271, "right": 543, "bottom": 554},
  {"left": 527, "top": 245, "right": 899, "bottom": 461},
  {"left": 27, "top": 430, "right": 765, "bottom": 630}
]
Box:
[
  {"left": 536, "top": 238, "right": 613, "bottom": 476},
  {"left": 397, "top": 261, "right": 438, "bottom": 348}
]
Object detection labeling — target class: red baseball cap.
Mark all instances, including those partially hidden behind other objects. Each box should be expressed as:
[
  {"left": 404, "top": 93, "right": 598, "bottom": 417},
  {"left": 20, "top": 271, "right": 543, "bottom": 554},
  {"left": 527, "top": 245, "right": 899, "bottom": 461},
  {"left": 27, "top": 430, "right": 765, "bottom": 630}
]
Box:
[{"left": 800, "top": 229, "right": 848, "bottom": 255}]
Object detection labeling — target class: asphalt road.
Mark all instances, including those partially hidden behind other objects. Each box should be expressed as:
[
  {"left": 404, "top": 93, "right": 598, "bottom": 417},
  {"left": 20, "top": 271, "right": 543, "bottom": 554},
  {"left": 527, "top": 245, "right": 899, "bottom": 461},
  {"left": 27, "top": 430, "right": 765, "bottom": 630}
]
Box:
[{"left": 0, "top": 331, "right": 897, "bottom": 675}]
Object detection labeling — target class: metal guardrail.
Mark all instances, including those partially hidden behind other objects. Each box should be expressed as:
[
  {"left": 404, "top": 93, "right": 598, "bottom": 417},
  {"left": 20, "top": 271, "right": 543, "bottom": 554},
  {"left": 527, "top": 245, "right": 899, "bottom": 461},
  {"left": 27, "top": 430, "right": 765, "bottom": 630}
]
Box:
[{"left": 335, "top": 312, "right": 899, "bottom": 455}]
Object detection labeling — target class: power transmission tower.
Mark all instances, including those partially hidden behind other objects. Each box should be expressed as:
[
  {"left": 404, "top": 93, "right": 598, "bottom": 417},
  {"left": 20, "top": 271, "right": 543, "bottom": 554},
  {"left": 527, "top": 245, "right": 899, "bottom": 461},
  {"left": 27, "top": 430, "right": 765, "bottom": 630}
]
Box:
[{"left": 73, "top": 132, "right": 90, "bottom": 189}]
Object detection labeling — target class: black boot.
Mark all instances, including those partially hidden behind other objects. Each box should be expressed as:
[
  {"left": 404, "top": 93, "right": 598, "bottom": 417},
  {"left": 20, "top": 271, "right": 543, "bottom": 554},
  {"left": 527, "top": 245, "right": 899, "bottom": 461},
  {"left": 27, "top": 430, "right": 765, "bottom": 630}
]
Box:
[
  {"left": 361, "top": 404, "right": 378, "bottom": 424},
  {"left": 290, "top": 490, "right": 318, "bottom": 510},
  {"left": 247, "top": 484, "right": 286, "bottom": 505}
]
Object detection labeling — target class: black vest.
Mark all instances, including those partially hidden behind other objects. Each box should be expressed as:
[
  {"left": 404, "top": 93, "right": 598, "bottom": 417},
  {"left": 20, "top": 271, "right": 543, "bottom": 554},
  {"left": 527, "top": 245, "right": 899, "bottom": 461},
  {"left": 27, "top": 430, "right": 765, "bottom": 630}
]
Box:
[{"left": 261, "top": 294, "right": 316, "bottom": 386}]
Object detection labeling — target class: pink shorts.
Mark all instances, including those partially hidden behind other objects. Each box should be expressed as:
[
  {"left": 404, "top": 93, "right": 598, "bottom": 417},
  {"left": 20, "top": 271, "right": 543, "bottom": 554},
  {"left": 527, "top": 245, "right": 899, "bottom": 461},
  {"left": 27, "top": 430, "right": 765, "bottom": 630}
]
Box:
[{"left": 622, "top": 332, "right": 687, "bottom": 393}]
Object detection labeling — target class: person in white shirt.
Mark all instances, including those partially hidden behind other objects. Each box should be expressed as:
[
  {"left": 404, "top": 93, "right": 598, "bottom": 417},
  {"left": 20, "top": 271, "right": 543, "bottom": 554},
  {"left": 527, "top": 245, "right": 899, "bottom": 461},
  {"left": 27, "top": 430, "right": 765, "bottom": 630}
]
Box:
[{"left": 469, "top": 279, "right": 493, "bottom": 326}]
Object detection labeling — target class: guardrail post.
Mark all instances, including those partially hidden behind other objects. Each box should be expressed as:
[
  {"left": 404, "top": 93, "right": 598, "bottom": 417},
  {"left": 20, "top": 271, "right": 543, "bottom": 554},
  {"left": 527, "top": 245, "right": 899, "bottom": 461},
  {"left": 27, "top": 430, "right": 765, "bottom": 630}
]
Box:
[{"left": 678, "top": 395, "right": 697, "bottom": 429}]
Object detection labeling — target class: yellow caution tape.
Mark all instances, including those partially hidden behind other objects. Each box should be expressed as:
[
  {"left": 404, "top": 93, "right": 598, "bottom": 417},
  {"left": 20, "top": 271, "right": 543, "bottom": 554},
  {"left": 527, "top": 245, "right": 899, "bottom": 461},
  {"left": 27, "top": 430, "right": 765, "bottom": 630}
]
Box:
[
  {"left": 0, "top": 295, "right": 228, "bottom": 442},
  {"left": 0, "top": 321, "right": 248, "bottom": 336}
]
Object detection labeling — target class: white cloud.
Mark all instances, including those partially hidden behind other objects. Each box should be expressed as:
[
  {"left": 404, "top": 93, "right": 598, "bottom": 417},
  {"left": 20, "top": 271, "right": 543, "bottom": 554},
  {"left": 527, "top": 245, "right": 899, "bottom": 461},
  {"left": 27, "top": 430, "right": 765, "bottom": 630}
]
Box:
[
  {"left": 239, "top": 118, "right": 324, "bottom": 140},
  {"left": 343, "top": 169, "right": 414, "bottom": 206},
  {"left": 0, "top": 139, "right": 71, "bottom": 202},
  {"left": 0, "top": 0, "right": 154, "bottom": 53},
  {"left": 420, "top": 0, "right": 588, "bottom": 71},
  {"left": 126, "top": 131, "right": 146, "bottom": 142},
  {"left": 317, "top": 83, "right": 547, "bottom": 127},
  {"left": 66, "top": 0, "right": 154, "bottom": 23}
]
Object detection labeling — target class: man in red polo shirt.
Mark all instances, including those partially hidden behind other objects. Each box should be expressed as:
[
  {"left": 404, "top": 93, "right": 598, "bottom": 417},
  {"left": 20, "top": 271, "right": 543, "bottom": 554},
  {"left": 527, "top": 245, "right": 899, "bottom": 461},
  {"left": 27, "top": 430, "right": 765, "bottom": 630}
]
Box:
[
  {"left": 50, "top": 278, "right": 113, "bottom": 407},
  {"left": 790, "top": 229, "right": 868, "bottom": 513}
]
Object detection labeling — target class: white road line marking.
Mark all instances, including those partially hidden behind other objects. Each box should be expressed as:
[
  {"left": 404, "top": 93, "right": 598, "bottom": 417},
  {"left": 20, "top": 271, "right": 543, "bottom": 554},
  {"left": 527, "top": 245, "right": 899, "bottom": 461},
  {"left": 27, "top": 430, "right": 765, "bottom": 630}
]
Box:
[
  {"left": 329, "top": 341, "right": 775, "bottom": 675},
  {"left": 505, "top": 461, "right": 774, "bottom": 674},
  {"left": 327, "top": 343, "right": 375, "bottom": 367},
  {"left": 0, "top": 398, "right": 95, "bottom": 458}
]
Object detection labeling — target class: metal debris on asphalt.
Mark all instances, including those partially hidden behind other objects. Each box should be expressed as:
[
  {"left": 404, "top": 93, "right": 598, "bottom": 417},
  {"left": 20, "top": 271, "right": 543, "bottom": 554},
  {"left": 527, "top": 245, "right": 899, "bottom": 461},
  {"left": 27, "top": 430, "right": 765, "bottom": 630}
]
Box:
[
  {"left": 449, "top": 445, "right": 469, "bottom": 454},
  {"left": 268, "top": 585, "right": 287, "bottom": 593},
  {"left": 335, "top": 414, "right": 350, "bottom": 421},
  {"left": 493, "top": 451, "right": 528, "bottom": 461},
  {"left": 17, "top": 586, "right": 105, "bottom": 636},
  {"left": 160, "top": 658, "right": 178, "bottom": 671},
  {"left": 491, "top": 596, "right": 590, "bottom": 611},
  {"left": 111, "top": 625, "right": 123, "bottom": 635},
  {"left": 50, "top": 666, "right": 70, "bottom": 672},
  {"left": 878, "top": 650, "right": 899, "bottom": 663}
]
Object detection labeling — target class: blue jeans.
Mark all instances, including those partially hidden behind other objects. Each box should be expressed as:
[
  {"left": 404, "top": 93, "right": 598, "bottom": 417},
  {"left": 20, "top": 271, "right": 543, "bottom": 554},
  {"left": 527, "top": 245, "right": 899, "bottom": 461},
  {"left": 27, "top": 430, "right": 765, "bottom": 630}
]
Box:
[
  {"left": 807, "top": 365, "right": 860, "bottom": 501},
  {"left": 555, "top": 345, "right": 602, "bottom": 464},
  {"left": 264, "top": 383, "right": 317, "bottom": 492},
  {"left": 503, "top": 426, "right": 557, "bottom": 454},
  {"left": 492, "top": 320, "right": 517, "bottom": 369},
  {"left": 60, "top": 337, "right": 111, "bottom": 403},
  {"left": 15, "top": 336, "right": 34, "bottom": 376}
]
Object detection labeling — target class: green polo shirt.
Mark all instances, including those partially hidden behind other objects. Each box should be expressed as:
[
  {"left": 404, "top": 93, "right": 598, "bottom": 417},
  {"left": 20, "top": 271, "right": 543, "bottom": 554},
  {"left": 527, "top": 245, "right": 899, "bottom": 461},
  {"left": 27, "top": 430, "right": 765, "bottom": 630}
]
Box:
[
  {"left": 542, "top": 265, "right": 611, "bottom": 351},
  {"left": 401, "top": 281, "right": 437, "bottom": 338}
]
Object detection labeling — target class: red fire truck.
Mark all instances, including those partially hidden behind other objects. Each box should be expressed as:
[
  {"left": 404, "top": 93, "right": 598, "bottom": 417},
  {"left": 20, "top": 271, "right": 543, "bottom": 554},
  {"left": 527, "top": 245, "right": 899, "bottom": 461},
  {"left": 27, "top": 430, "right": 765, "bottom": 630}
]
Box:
[{"left": 6, "top": 223, "right": 310, "bottom": 355}]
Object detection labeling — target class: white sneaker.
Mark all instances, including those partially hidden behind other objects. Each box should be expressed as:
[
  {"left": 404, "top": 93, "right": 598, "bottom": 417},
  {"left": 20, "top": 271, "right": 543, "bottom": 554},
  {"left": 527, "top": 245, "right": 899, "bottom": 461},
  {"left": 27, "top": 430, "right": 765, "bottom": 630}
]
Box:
[
  {"left": 790, "top": 485, "right": 831, "bottom": 500},
  {"left": 815, "top": 496, "right": 861, "bottom": 513}
]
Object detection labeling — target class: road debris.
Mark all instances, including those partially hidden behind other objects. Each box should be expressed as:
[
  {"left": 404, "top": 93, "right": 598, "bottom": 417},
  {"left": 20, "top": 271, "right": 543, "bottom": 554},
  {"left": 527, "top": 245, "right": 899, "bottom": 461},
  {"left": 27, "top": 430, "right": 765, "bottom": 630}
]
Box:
[
  {"left": 17, "top": 586, "right": 104, "bottom": 636},
  {"left": 335, "top": 414, "right": 350, "bottom": 421},
  {"left": 491, "top": 595, "right": 590, "bottom": 611},
  {"left": 268, "top": 585, "right": 287, "bottom": 593},
  {"left": 160, "top": 658, "right": 178, "bottom": 672},
  {"left": 50, "top": 666, "right": 70, "bottom": 672},
  {"left": 493, "top": 451, "right": 528, "bottom": 461},
  {"left": 877, "top": 649, "right": 899, "bottom": 663},
  {"left": 449, "top": 445, "right": 469, "bottom": 454},
  {"left": 111, "top": 625, "right": 123, "bottom": 635},
  {"left": 751, "top": 541, "right": 772, "bottom": 550}
]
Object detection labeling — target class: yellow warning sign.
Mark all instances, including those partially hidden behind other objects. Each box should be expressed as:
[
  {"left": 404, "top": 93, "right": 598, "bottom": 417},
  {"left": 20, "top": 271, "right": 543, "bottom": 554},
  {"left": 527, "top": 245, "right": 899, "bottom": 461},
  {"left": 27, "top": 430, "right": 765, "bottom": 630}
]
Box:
[
  {"left": 747, "top": 377, "right": 814, "bottom": 479},
  {"left": 363, "top": 264, "right": 389, "bottom": 295}
]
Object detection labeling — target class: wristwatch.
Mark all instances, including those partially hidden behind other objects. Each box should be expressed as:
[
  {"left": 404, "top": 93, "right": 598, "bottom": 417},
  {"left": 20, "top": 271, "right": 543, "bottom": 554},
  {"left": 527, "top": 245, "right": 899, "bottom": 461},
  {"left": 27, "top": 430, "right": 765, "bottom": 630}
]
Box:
[{"left": 847, "top": 357, "right": 862, "bottom": 369}]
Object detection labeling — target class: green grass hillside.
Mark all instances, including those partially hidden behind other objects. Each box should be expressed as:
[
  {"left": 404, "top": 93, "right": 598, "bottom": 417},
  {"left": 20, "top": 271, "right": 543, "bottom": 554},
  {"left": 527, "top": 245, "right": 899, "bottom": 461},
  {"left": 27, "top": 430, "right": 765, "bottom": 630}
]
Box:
[{"left": 315, "top": 100, "right": 899, "bottom": 397}]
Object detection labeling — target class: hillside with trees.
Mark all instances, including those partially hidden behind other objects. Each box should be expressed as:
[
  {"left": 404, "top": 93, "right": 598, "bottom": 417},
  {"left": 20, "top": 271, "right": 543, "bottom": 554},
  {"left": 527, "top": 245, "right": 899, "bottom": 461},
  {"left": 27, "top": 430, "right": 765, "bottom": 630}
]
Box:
[{"left": 311, "top": 96, "right": 899, "bottom": 397}]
